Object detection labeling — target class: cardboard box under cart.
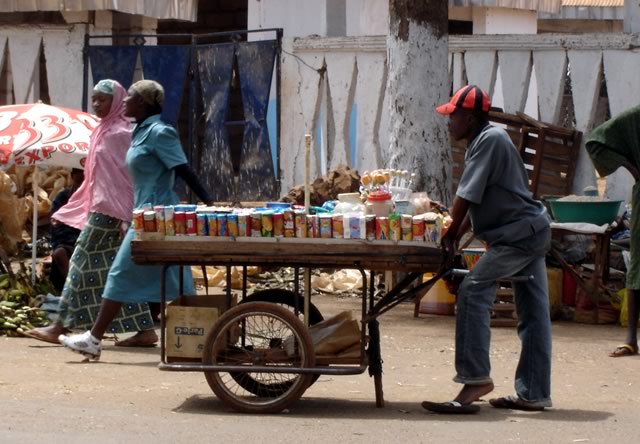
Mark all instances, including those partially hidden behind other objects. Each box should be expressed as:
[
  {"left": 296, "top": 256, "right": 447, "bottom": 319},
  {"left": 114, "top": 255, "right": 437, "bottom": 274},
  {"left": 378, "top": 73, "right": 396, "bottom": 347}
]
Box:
[{"left": 165, "top": 294, "right": 237, "bottom": 363}]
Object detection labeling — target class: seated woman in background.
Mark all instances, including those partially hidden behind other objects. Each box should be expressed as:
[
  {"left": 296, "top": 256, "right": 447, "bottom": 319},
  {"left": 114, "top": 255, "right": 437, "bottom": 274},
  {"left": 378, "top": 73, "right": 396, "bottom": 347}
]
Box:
[{"left": 48, "top": 168, "right": 84, "bottom": 293}]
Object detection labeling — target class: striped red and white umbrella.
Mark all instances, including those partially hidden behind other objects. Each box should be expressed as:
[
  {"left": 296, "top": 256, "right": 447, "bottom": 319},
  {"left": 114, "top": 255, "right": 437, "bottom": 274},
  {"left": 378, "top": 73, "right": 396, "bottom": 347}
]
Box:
[{"left": 0, "top": 103, "right": 99, "bottom": 169}]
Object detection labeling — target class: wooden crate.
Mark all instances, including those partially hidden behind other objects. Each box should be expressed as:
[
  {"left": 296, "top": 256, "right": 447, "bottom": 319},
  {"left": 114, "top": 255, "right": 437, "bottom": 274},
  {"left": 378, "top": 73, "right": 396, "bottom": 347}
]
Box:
[{"left": 452, "top": 111, "right": 582, "bottom": 199}]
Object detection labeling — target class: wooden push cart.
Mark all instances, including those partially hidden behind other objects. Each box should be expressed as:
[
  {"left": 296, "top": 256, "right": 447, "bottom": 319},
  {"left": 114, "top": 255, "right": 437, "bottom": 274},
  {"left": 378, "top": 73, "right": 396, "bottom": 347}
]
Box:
[{"left": 131, "top": 237, "right": 444, "bottom": 413}]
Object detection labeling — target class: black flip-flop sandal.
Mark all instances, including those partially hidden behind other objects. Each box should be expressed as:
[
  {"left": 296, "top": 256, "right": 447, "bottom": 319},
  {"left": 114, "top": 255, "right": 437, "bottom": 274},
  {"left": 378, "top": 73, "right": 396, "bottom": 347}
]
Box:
[
  {"left": 421, "top": 400, "right": 481, "bottom": 414},
  {"left": 489, "top": 396, "right": 545, "bottom": 411}
]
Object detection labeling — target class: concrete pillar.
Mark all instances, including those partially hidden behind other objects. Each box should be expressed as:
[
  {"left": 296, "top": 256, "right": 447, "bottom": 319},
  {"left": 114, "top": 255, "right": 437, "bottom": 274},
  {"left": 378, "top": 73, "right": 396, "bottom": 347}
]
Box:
[{"left": 624, "top": 0, "right": 640, "bottom": 33}]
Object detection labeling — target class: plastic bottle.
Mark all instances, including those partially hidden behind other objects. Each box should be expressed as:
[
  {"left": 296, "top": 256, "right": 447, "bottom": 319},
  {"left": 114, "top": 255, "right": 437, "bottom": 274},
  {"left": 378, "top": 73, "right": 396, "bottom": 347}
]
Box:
[{"left": 333, "top": 193, "right": 366, "bottom": 215}]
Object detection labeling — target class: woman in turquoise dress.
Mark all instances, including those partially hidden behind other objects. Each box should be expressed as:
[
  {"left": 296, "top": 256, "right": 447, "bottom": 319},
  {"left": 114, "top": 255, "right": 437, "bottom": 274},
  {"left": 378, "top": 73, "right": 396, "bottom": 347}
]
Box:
[{"left": 60, "top": 80, "right": 213, "bottom": 360}]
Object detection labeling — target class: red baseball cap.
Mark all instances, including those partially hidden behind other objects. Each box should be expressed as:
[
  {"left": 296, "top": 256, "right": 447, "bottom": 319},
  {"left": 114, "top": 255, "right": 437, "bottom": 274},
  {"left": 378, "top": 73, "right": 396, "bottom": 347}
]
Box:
[{"left": 436, "top": 85, "right": 491, "bottom": 115}]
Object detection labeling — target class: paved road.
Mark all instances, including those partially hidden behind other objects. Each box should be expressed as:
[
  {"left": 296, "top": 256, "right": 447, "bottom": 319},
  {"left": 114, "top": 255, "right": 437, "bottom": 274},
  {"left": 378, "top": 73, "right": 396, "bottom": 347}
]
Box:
[{"left": 1, "top": 295, "right": 637, "bottom": 443}]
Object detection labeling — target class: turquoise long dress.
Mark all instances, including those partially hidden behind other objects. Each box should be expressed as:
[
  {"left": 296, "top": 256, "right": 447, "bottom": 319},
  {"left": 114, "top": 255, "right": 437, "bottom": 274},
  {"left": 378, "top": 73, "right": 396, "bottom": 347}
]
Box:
[{"left": 102, "top": 115, "right": 194, "bottom": 303}]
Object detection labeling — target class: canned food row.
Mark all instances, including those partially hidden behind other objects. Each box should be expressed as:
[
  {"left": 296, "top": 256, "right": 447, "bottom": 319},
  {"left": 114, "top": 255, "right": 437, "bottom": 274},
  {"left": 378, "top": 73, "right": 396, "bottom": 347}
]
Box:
[{"left": 132, "top": 207, "right": 443, "bottom": 242}]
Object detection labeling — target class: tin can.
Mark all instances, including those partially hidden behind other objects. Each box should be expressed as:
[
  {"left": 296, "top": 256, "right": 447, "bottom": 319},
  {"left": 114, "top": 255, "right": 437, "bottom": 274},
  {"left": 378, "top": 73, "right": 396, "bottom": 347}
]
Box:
[
  {"left": 306, "top": 214, "right": 315, "bottom": 238},
  {"left": 155, "top": 207, "right": 166, "bottom": 235},
  {"left": 206, "top": 214, "right": 218, "bottom": 236},
  {"left": 251, "top": 212, "right": 262, "bottom": 237},
  {"left": 142, "top": 202, "right": 153, "bottom": 211},
  {"left": 132, "top": 210, "right": 145, "bottom": 232},
  {"left": 196, "top": 213, "right": 207, "bottom": 236},
  {"left": 346, "top": 215, "right": 361, "bottom": 239},
  {"left": 375, "top": 217, "right": 389, "bottom": 240},
  {"left": 237, "top": 213, "right": 250, "bottom": 237},
  {"left": 319, "top": 214, "right": 332, "bottom": 239},
  {"left": 401, "top": 214, "right": 413, "bottom": 241},
  {"left": 332, "top": 215, "right": 344, "bottom": 239},
  {"left": 143, "top": 211, "right": 157, "bottom": 233},
  {"left": 283, "top": 210, "right": 295, "bottom": 237},
  {"left": 218, "top": 214, "right": 228, "bottom": 237},
  {"left": 425, "top": 220, "right": 437, "bottom": 242},
  {"left": 227, "top": 214, "right": 239, "bottom": 237},
  {"left": 273, "top": 213, "right": 284, "bottom": 237},
  {"left": 294, "top": 211, "right": 307, "bottom": 238},
  {"left": 164, "top": 206, "right": 175, "bottom": 236},
  {"left": 312, "top": 214, "right": 321, "bottom": 238},
  {"left": 434, "top": 216, "right": 445, "bottom": 243},
  {"left": 261, "top": 212, "right": 274, "bottom": 237},
  {"left": 185, "top": 211, "right": 197, "bottom": 236},
  {"left": 174, "top": 211, "right": 186, "bottom": 236},
  {"left": 365, "top": 215, "right": 376, "bottom": 241},
  {"left": 413, "top": 216, "right": 426, "bottom": 241},
  {"left": 388, "top": 213, "right": 401, "bottom": 241}
]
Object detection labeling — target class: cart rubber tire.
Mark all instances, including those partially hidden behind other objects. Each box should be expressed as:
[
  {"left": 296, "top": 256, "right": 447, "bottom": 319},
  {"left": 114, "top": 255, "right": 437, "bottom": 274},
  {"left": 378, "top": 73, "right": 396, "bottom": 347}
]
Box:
[
  {"left": 241, "top": 289, "right": 324, "bottom": 325},
  {"left": 202, "top": 302, "right": 315, "bottom": 414},
  {"left": 235, "top": 289, "right": 323, "bottom": 392}
]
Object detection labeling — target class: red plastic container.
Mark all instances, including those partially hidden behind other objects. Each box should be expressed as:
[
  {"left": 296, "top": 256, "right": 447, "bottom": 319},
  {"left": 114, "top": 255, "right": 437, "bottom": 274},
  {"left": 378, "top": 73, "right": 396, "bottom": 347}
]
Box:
[{"left": 562, "top": 269, "right": 577, "bottom": 306}]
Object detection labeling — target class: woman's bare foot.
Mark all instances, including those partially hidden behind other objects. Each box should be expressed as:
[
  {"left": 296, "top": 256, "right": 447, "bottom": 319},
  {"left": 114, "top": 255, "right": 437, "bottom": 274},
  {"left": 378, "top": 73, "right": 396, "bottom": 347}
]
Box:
[
  {"left": 22, "top": 323, "right": 70, "bottom": 344},
  {"left": 453, "top": 383, "right": 495, "bottom": 405},
  {"left": 114, "top": 329, "right": 158, "bottom": 347}
]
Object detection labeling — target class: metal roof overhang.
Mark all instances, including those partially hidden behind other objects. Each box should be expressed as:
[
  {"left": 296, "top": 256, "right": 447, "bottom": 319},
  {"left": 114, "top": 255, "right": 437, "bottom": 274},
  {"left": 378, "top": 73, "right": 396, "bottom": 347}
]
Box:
[{"left": 0, "top": 0, "right": 197, "bottom": 22}]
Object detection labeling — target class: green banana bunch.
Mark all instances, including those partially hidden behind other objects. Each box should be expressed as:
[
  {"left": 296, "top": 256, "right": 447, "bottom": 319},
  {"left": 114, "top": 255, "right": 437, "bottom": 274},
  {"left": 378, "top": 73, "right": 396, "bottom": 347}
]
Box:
[
  {"left": 0, "top": 266, "right": 56, "bottom": 337},
  {"left": 0, "top": 304, "right": 50, "bottom": 336}
]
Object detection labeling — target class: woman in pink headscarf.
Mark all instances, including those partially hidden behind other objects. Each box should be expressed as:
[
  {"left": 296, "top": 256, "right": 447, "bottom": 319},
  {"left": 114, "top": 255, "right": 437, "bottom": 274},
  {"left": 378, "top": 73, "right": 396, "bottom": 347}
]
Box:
[{"left": 24, "top": 80, "right": 156, "bottom": 346}]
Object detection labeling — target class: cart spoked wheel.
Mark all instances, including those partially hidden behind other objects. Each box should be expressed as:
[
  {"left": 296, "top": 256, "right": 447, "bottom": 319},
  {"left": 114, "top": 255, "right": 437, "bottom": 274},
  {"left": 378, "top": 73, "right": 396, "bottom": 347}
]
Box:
[
  {"left": 236, "top": 289, "right": 323, "bottom": 393},
  {"left": 241, "top": 289, "right": 324, "bottom": 325},
  {"left": 202, "top": 302, "right": 315, "bottom": 413}
]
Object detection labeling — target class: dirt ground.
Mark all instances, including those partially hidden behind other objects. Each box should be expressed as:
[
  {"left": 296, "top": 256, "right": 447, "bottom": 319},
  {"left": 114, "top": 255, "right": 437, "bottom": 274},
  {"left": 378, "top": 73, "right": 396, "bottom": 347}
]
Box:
[{"left": 1, "top": 294, "right": 638, "bottom": 444}]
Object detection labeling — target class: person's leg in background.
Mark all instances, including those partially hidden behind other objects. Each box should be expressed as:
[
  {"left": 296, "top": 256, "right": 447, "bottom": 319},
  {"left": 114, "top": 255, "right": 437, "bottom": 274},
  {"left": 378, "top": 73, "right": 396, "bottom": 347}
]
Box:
[{"left": 49, "top": 245, "right": 73, "bottom": 293}]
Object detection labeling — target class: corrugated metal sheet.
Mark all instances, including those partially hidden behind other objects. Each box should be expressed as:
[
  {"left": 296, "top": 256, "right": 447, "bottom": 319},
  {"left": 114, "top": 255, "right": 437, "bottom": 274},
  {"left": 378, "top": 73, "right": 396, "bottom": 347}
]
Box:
[
  {"left": 449, "top": 1, "right": 562, "bottom": 14},
  {"left": 539, "top": 0, "right": 623, "bottom": 19},
  {"left": 0, "top": 0, "right": 197, "bottom": 21},
  {"left": 561, "top": 0, "right": 623, "bottom": 6}
]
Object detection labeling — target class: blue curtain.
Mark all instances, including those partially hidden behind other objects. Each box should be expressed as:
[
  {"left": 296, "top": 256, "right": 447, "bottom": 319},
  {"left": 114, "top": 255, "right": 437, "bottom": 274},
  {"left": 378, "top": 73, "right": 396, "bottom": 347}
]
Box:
[
  {"left": 88, "top": 46, "right": 139, "bottom": 90},
  {"left": 196, "top": 44, "right": 235, "bottom": 200},
  {"left": 140, "top": 46, "right": 191, "bottom": 126},
  {"left": 235, "top": 40, "right": 277, "bottom": 200}
]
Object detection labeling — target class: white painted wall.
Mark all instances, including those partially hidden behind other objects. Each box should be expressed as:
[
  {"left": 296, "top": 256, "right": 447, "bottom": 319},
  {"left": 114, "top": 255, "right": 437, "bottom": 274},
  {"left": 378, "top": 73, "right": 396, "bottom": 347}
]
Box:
[
  {"left": 248, "top": 0, "right": 328, "bottom": 37},
  {"left": 0, "top": 12, "right": 118, "bottom": 110},
  {"left": 472, "top": 7, "right": 537, "bottom": 34},
  {"left": 624, "top": 0, "right": 640, "bottom": 33},
  {"left": 346, "top": 0, "right": 388, "bottom": 36}
]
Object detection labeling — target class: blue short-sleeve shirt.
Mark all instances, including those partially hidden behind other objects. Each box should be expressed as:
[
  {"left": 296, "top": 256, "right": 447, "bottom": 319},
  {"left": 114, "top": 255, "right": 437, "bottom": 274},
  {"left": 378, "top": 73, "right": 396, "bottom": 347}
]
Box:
[
  {"left": 126, "top": 115, "right": 187, "bottom": 209},
  {"left": 456, "top": 124, "right": 550, "bottom": 245},
  {"left": 103, "top": 115, "right": 193, "bottom": 303}
]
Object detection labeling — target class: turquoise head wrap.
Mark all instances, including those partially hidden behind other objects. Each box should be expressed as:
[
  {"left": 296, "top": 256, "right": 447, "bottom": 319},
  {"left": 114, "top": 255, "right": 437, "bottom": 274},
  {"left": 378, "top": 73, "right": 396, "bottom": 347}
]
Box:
[{"left": 93, "top": 79, "right": 116, "bottom": 96}]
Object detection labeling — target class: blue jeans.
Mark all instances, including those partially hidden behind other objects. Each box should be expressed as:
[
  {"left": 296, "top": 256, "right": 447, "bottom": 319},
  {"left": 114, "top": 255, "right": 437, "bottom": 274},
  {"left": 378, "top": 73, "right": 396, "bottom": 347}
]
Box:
[{"left": 454, "top": 227, "right": 552, "bottom": 404}]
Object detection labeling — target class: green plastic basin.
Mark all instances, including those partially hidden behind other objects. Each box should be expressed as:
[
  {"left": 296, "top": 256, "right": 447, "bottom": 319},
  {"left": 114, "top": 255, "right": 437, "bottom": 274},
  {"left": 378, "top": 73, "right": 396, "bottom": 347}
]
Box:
[{"left": 547, "top": 200, "right": 623, "bottom": 225}]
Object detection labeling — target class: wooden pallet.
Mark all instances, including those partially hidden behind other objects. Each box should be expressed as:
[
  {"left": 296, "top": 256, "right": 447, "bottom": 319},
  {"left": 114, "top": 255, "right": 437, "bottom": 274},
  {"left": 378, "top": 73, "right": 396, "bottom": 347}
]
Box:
[
  {"left": 492, "top": 284, "right": 517, "bottom": 328},
  {"left": 452, "top": 111, "right": 582, "bottom": 199}
]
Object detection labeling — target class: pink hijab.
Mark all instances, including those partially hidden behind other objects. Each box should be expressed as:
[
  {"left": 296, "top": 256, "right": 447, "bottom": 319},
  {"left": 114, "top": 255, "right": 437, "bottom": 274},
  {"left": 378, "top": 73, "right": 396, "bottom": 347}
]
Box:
[{"left": 53, "top": 80, "right": 134, "bottom": 230}]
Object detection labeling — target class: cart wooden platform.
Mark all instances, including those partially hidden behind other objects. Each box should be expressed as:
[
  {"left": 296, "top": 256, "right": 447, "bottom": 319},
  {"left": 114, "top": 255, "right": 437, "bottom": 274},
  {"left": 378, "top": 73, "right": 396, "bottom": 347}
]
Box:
[{"left": 131, "top": 237, "right": 444, "bottom": 413}]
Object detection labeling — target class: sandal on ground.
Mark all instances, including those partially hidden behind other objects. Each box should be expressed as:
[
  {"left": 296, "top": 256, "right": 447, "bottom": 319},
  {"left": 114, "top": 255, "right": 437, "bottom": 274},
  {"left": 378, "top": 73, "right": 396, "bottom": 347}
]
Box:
[
  {"left": 22, "top": 328, "right": 67, "bottom": 345},
  {"left": 114, "top": 336, "right": 158, "bottom": 348},
  {"left": 489, "top": 396, "right": 547, "bottom": 412},
  {"left": 608, "top": 344, "right": 638, "bottom": 358},
  {"left": 421, "top": 400, "right": 481, "bottom": 414}
]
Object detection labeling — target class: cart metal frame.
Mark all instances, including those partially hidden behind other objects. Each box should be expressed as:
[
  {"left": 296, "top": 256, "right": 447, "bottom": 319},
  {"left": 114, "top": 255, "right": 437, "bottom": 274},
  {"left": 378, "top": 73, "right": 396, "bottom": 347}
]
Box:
[{"left": 131, "top": 237, "right": 445, "bottom": 408}]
